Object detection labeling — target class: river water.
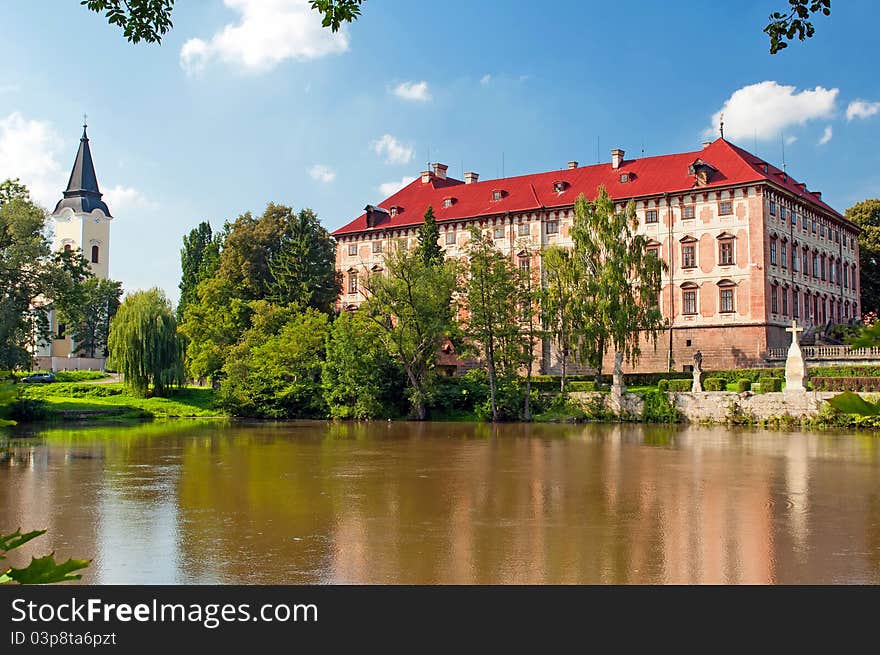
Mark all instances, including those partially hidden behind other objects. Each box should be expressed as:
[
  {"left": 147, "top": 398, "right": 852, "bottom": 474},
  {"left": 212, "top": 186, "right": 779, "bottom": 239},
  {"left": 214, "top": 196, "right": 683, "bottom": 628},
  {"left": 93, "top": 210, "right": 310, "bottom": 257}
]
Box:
[{"left": 1, "top": 420, "right": 878, "bottom": 584}]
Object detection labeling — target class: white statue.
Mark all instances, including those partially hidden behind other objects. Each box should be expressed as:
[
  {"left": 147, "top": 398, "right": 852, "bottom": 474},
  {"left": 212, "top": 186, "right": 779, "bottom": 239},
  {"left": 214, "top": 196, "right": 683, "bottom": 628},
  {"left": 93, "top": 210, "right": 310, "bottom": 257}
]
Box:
[
  {"left": 784, "top": 320, "right": 808, "bottom": 392},
  {"left": 692, "top": 350, "right": 703, "bottom": 392}
]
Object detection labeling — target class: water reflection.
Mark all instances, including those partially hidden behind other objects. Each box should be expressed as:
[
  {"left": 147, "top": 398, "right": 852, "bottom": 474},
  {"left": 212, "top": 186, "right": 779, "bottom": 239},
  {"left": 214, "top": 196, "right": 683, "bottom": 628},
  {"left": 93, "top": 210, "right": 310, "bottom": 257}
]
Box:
[{"left": 1, "top": 421, "right": 878, "bottom": 584}]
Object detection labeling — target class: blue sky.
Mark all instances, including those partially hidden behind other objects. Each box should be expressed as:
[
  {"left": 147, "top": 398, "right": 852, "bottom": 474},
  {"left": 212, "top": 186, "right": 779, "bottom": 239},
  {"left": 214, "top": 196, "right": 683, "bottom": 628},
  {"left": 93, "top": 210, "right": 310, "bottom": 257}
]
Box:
[{"left": 1, "top": 0, "right": 878, "bottom": 303}]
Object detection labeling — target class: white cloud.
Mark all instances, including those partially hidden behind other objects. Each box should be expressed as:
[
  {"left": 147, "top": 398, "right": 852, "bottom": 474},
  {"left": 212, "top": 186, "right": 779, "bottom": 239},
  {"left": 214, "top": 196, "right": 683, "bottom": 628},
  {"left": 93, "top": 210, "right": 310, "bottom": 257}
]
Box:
[
  {"left": 785, "top": 135, "right": 798, "bottom": 145},
  {"left": 707, "top": 81, "right": 838, "bottom": 141},
  {"left": 180, "top": 0, "right": 349, "bottom": 75},
  {"left": 480, "top": 74, "right": 492, "bottom": 86},
  {"left": 846, "top": 99, "right": 880, "bottom": 121},
  {"left": 103, "top": 185, "right": 156, "bottom": 211},
  {"left": 818, "top": 125, "right": 833, "bottom": 145},
  {"left": 371, "top": 134, "right": 414, "bottom": 165},
  {"left": 308, "top": 164, "right": 335, "bottom": 183},
  {"left": 0, "top": 112, "right": 66, "bottom": 209},
  {"left": 391, "top": 80, "right": 431, "bottom": 102},
  {"left": 378, "top": 176, "right": 416, "bottom": 197}
]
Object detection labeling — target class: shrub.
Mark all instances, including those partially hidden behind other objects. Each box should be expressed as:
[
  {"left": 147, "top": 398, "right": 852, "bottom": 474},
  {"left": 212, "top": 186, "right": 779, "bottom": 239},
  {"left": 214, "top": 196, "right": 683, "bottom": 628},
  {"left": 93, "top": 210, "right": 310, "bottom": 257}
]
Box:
[
  {"left": 810, "top": 377, "right": 880, "bottom": 392},
  {"left": 642, "top": 390, "right": 682, "bottom": 423},
  {"left": 9, "top": 398, "right": 48, "bottom": 422},
  {"left": 657, "top": 379, "right": 669, "bottom": 392},
  {"left": 704, "top": 377, "right": 726, "bottom": 391},
  {"left": 666, "top": 379, "right": 693, "bottom": 392},
  {"left": 736, "top": 379, "right": 752, "bottom": 392},
  {"left": 758, "top": 377, "right": 783, "bottom": 393},
  {"left": 568, "top": 381, "right": 609, "bottom": 392}
]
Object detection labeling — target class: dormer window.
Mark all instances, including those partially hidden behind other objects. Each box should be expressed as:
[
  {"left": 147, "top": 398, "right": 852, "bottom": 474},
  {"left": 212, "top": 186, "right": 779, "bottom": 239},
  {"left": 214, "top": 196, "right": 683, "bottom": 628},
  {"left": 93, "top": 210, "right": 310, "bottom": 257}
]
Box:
[
  {"left": 389, "top": 206, "right": 400, "bottom": 217},
  {"left": 688, "top": 158, "right": 716, "bottom": 187},
  {"left": 442, "top": 198, "right": 453, "bottom": 208},
  {"left": 619, "top": 173, "right": 630, "bottom": 183},
  {"left": 553, "top": 181, "right": 567, "bottom": 193},
  {"left": 492, "top": 190, "right": 504, "bottom": 201}
]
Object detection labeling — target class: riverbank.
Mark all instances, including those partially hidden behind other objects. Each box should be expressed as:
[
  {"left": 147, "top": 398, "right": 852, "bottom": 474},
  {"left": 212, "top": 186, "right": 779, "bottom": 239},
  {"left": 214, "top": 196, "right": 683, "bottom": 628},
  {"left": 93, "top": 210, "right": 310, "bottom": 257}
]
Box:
[{"left": 13, "top": 382, "right": 222, "bottom": 421}]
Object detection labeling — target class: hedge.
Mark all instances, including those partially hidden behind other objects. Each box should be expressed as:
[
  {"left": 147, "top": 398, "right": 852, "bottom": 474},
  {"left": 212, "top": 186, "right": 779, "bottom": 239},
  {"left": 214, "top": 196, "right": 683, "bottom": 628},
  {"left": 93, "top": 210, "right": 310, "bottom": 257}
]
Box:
[
  {"left": 810, "top": 377, "right": 880, "bottom": 392},
  {"left": 736, "top": 379, "right": 752, "bottom": 392},
  {"left": 704, "top": 377, "right": 726, "bottom": 391},
  {"left": 758, "top": 377, "right": 783, "bottom": 393},
  {"left": 568, "top": 381, "right": 608, "bottom": 392},
  {"left": 658, "top": 379, "right": 692, "bottom": 392}
]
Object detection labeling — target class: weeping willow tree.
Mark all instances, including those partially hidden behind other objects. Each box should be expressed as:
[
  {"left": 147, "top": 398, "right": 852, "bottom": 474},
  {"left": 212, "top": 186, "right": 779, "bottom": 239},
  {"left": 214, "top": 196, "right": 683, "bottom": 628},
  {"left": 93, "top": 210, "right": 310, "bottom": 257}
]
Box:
[{"left": 108, "top": 288, "right": 184, "bottom": 397}]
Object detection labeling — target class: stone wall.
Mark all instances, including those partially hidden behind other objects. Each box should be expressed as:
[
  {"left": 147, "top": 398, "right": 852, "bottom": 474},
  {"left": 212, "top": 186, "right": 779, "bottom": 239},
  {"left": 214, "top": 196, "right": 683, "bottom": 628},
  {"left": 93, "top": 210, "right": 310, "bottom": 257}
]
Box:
[{"left": 570, "top": 389, "right": 839, "bottom": 423}]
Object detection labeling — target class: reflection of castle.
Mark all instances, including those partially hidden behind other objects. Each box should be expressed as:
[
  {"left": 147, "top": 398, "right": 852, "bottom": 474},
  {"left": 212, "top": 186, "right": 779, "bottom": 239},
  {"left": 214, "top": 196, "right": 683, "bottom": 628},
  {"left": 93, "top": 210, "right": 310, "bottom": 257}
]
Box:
[{"left": 33, "top": 122, "right": 113, "bottom": 370}]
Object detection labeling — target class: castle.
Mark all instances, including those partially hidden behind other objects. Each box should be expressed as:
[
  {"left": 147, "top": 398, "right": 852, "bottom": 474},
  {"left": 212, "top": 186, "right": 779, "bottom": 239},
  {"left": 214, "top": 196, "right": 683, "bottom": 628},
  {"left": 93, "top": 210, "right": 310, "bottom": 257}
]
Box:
[
  {"left": 331, "top": 138, "right": 860, "bottom": 373},
  {"left": 33, "top": 122, "right": 113, "bottom": 370}
]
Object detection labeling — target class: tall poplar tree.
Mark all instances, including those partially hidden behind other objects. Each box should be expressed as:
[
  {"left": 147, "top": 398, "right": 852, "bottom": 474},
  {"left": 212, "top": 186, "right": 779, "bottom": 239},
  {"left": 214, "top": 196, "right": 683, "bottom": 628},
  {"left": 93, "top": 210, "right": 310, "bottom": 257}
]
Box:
[
  {"left": 462, "top": 228, "right": 522, "bottom": 422},
  {"left": 416, "top": 206, "right": 443, "bottom": 266},
  {"left": 570, "top": 187, "right": 666, "bottom": 382}
]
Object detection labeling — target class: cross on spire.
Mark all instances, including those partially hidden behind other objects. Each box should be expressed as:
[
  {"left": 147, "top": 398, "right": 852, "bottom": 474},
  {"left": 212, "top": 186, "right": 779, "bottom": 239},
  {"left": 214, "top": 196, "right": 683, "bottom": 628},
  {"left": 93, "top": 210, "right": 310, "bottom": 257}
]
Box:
[
  {"left": 720, "top": 113, "right": 725, "bottom": 140},
  {"left": 786, "top": 319, "right": 803, "bottom": 345}
]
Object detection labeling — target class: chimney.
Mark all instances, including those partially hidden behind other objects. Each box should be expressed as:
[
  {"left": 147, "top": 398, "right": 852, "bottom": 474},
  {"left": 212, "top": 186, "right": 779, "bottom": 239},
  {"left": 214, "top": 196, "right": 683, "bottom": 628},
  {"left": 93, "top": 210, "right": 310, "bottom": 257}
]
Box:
[
  {"left": 421, "top": 170, "right": 432, "bottom": 183},
  {"left": 813, "top": 190, "right": 822, "bottom": 201},
  {"left": 611, "top": 148, "right": 625, "bottom": 169},
  {"left": 432, "top": 163, "right": 448, "bottom": 180},
  {"left": 702, "top": 141, "right": 712, "bottom": 149},
  {"left": 464, "top": 171, "right": 479, "bottom": 184},
  {"left": 567, "top": 161, "right": 578, "bottom": 170}
]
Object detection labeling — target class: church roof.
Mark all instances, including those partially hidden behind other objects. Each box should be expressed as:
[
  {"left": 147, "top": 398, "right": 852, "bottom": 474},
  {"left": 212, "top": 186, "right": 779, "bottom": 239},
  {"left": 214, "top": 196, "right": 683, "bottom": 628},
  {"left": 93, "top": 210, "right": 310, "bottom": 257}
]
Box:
[
  {"left": 332, "top": 138, "right": 844, "bottom": 236},
  {"left": 52, "top": 123, "right": 112, "bottom": 217}
]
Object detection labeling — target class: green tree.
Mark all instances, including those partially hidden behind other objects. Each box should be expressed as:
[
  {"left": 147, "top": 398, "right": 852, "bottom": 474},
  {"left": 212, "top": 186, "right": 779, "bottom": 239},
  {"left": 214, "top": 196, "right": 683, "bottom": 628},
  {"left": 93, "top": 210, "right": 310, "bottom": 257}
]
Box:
[
  {"left": 362, "top": 241, "right": 457, "bottom": 420},
  {"left": 178, "top": 221, "right": 222, "bottom": 320},
  {"left": 268, "top": 208, "right": 341, "bottom": 313},
  {"left": 539, "top": 246, "right": 582, "bottom": 392},
  {"left": 178, "top": 277, "right": 251, "bottom": 383},
  {"left": 570, "top": 188, "right": 667, "bottom": 383},
  {"left": 764, "top": 0, "right": 831, "bottom": 54},
  {"left": 108, "top": 288, "right": 183, "bottom": 397},
  {"left": 461, "top": 227, "right": 522, "bottom": 422},
  {"left": 516, "top": 241, "right": 540, "bottom": 421},
  {"left": 81, "top": 0, "right": 364, "bottom": 44},
  {"left": 845, "top": 199, "right": 879, "bottom": 316},
  {"left": 415, "top": 206, "right": 443, "bottom": 266},
  {"left": 219, "top": 303, "right": 329, "bottom": 418},
  {"left": 61, "top": 277, "right": 123, "bottom": 358},
  {"left": 322, "top": 311, "right": 404, "bottom": 419},
  {"left": 0, "top": 180, "right": 90, "bottom": 370}
]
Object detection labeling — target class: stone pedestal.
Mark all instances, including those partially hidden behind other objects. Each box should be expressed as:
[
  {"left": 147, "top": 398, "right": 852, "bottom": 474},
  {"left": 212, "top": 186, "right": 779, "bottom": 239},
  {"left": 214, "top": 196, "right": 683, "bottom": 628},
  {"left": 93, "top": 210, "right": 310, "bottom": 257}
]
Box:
[{"left": 784, "top": 320, "right": 808, "bottom": 393}]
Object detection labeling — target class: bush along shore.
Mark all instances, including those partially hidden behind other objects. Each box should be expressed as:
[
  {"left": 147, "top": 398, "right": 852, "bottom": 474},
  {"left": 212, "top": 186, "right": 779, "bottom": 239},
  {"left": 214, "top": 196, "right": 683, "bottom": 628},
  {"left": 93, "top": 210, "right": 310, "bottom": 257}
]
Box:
[{"left": 4, "top": 364, "right": 880, "bottom": 430}]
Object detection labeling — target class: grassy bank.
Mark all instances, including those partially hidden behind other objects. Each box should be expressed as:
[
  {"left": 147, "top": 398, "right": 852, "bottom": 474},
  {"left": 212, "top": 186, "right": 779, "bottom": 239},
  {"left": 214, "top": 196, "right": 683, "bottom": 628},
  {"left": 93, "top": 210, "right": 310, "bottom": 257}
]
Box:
[{"left": 17, "top": 382, "right": 223, "bottom": 420}]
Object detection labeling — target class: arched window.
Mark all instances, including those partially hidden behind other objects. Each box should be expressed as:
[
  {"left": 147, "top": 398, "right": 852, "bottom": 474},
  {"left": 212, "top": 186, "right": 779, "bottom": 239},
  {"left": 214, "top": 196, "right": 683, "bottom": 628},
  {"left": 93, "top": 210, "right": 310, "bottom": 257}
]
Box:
[
  {"left": 64, "top": 244, "right": 71, "bottom": 252},
  {"left": 91, "top": 245, "right": 99, "bottom": 263}
]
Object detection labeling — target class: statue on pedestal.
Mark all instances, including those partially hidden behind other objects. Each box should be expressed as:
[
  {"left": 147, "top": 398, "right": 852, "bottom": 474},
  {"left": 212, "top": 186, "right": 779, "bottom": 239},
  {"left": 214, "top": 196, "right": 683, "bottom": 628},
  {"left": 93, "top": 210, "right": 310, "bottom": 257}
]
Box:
[
  {"left": 611, "top": 352, "right": 625, "bottom": 396},
  {"left": 692, "top": 350, "right": 703, "bottom": 392},
  {"left": 784, "top": 319, "right": 808, "bottom": 392}
]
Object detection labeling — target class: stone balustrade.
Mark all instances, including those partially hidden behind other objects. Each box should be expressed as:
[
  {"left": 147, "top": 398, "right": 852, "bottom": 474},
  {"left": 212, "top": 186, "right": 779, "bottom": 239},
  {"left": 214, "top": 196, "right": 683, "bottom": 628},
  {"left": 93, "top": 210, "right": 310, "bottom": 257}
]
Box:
[{"left": 766, "top": 345, "right": 880, "bottom": 361}]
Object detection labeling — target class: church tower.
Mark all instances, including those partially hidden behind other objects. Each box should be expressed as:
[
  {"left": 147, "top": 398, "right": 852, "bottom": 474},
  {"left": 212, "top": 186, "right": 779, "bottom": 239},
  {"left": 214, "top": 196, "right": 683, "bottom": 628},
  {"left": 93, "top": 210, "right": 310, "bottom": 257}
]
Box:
[
  {"left": 37, "top": 121, "right": 114, "bottom": 364},
  {"left": 50, "top": 121, "right": 113, "bottom": 279}
]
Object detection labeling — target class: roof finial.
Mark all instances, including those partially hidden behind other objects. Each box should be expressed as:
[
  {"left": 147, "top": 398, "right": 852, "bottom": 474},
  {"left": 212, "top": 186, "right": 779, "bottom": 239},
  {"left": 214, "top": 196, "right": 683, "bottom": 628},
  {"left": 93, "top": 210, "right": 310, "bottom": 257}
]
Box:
[
  {"left": 82, "top": 113, "right": 88, "bottom": 139},
  {"left": 720, "top": 113, "right": 724, "bottom": 140}
]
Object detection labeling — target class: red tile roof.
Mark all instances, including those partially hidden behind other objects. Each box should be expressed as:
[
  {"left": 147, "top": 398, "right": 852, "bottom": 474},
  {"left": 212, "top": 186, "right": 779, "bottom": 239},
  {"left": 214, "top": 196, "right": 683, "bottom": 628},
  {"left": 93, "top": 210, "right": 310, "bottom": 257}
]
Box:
[{"left": 332, "top": 138, "right": 843, "bottom": 236}]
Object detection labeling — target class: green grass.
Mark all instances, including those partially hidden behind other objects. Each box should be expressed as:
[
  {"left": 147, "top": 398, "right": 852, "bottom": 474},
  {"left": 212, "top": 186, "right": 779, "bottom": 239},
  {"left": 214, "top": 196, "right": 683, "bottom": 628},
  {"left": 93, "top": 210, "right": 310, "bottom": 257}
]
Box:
[
  {"left": 17, "top": 370, "right": 109, "bottom": 382},
  {"left": 20, "top": 383, "right": 223, "bottom": 419}
]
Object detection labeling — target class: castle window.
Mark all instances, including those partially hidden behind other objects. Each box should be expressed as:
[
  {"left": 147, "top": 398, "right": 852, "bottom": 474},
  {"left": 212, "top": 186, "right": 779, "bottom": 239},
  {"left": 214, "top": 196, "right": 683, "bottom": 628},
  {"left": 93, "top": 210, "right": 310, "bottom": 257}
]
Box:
[
  {"left": 348, "top": 243, "right": 357, "bottom": 256},
  {"left": 682, "top": 284, "right": 698, "bottom": 315},
  {"left": 843, "top": 263, "right": 848, "bottom": 289},
  {"left": 769, "top": 239, "right": 778, "bottom": 266},
  {"left": 718, "top": 235, "right": 735, "bottom": 266},
  {"left": 645, "top": 209, "right": 658, "bottom": 223},
  {"left": 518, "top": 222, "right": 530, "bottom": 237},
  {"left": 793, "top": 291, "right": 800, "bottom": 318},
  {"left": 546, "top": 221, "right": 558, "bottom": 235},
  {"left": 682, "top": 244, "right": 696, "bottom": 269},
  {"left": 769, "top": 200, "right": 777, "bottom": 216},
  {"left": 790, "top": 211, "right": 797, "bottom": 227},
  {"left": 348, "top": 271, "right": 358, "bottom": 294},
  {"left": 771, "top": 285, "right": 779, "bottom": 314},
  {"left": 91, "top": 245, "right": 99, "bottom": 263},
  {"left": 682, "top": 205, "right": 695, "bottom": 220},
  {"left": 518, "top": 257, "right": 530, "bottom": 271},
  {"left": 718, "top": 200, "right": 733, "bottom": 216},
  {"left": 372, "top": 241, "right": 383, "bottom": 254},
  {"left": 802, "top": 250, "right": 809, "bottom": 275},
  {"left": 619, "top": 173, "right": 629, "bottom": 183},
  {"left": 792, "top": 245, "right": 800, "bottom": 272},
  {"left": 812, "top": 253, "right": 819, "bottom": 277},
  {"left": 492, "top": 190, "right": 503, "bottom": 201},
  {"left": 811, "top": 219, "right": 817, "bottom": 234},
  {"left": 445, "top": 231, "right": 456, "bottom": 245},
  {"left": 56, "top": 323, "right": 66, "bottom": 339},
  {"left": 553, "top": 181, "right": 567, "bottom": 193},
  {"left": 780, "top": 241, "right": 787, "bottom": 269},
  {"left": 718, "top": 280, "right": 736, "bottom": 314},
  {"left": 780, "top": 207, "right": 786, "bottom": 221},
  {"left": 647, "top": 246, "right": 660, "bottom": 258},
  {"left": 442, "top": 197, "right": 454, "bottom": 208},
  {"left": 820, "top": 256, "right": 826, "bottom": 281},
  {"left": 493, "top": 226, "right": 505, "bottom": 240}
]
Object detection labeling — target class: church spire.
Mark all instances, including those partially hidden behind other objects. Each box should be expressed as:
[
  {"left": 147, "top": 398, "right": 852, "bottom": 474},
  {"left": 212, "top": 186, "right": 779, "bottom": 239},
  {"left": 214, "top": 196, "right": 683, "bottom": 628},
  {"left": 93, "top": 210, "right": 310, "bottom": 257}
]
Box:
[{"left": 53, "top": 119, "right": 112, "bottom": 217}]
